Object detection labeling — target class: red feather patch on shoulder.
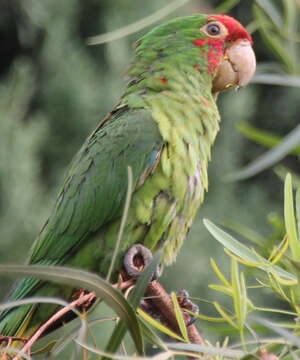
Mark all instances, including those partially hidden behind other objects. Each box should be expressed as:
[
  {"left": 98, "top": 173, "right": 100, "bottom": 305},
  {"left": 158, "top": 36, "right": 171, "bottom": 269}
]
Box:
[{"left": 208, "top": 14, "right": 252, "bottom": 43}]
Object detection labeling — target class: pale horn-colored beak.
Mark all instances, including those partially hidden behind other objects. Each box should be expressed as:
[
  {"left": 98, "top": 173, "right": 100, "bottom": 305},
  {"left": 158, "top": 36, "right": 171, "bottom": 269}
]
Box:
[{"left": 212, "top": 39, "right": 256, "bottom": 93}]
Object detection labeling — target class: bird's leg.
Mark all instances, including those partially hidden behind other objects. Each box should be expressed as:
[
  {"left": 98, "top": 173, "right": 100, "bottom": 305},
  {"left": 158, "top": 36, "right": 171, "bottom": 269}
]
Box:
[
  {"left": 123, "top": 244, "right": 161, "bottom": 279},
  {"left": 176, "top": 289, "right": 199, "bottom": 326}
]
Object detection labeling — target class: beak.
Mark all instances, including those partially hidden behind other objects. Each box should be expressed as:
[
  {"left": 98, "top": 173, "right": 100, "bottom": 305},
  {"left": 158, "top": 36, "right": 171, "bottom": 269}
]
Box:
[{"left": 212, "top": 39, "right": 256, "bottom": 93}]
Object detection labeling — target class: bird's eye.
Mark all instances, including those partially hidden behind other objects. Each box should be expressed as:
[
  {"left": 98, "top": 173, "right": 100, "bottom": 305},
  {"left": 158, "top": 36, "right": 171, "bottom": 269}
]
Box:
[{"left": 206, "top": 23, "right": 221, "bottom": 36}]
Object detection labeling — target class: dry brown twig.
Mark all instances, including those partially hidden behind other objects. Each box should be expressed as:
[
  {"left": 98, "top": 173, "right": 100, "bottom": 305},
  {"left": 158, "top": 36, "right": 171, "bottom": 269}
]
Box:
[{"left": 11, "top": 292, "right": 96, "bottom": 360}]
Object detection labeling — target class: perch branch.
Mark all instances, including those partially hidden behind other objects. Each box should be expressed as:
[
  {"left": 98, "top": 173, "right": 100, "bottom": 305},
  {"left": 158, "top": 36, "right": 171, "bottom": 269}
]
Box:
[{"left": 145, "top": 280, "right": 204, "bottom": 345}]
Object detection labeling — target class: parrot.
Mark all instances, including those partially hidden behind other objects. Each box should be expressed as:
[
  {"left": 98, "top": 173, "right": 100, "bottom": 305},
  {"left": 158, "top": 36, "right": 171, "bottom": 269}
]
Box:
[{"left": 0, "top": 13, "right": 256, "bottom": 342}]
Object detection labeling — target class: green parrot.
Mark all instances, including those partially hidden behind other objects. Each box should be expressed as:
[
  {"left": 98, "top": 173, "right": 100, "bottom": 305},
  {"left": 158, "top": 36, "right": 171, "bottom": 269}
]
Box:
[{"left": 0, "top": 14, "right": 255, "bottom": 341}]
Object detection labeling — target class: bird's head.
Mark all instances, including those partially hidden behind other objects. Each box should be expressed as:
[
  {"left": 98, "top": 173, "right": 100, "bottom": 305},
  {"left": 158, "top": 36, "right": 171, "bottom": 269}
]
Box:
[
  {"left": 131, "top": 14, "right": 255, "bottom": 94},
  {"left": 197, "top": 14, "right": 256, "bottom": 92}
]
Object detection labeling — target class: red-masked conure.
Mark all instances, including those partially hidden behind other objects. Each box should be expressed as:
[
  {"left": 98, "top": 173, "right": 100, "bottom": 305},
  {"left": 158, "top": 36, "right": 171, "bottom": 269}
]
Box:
[{"left": 0, "top": 14, "right": 255, "bottom": 341}]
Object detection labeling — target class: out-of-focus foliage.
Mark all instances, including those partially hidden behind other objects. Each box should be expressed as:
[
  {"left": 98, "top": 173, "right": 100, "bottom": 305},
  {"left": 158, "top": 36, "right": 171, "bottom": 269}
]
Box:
[{"left": 0, "top": 0, "right": 300, "bottom": 358}]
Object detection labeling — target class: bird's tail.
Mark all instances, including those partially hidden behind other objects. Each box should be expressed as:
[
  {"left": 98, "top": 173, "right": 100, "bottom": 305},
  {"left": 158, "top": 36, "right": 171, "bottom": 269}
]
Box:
[
  {"left": 0, "top": 276, "right": 40, "bottom": 341},
  {"left": 0, "top": 301, "right": 35, "bottom": 338}
]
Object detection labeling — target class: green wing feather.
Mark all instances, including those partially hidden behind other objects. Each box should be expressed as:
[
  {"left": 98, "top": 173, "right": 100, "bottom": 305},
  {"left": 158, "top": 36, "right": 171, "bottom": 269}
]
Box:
[{"left": 0, "top": 106, "right": 163, "bottom": 336}]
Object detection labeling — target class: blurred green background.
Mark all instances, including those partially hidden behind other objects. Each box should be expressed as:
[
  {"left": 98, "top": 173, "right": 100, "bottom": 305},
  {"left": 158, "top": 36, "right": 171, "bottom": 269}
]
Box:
[{"left": 0, "top": 0, "right": 299, "bottom": 352}]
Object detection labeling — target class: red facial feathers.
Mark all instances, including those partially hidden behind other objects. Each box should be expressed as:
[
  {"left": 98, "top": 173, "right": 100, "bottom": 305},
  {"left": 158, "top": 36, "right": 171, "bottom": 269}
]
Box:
[
  {"left": 193, "top": 15, "right": 252, "bottom": 74},
  {"left": 208, "top": 15, "right": 252, "bottom": 43},
  {"left": 192, "top": 39, "right": 225, "bottom": 73}
]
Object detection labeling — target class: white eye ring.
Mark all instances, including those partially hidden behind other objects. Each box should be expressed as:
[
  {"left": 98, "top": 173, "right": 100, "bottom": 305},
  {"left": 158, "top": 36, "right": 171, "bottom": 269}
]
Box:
[
  {"left": 200, "top": 21, "right": 228, "bottom": 39},
  {"left": 206, "top": 23, "right": 221, "bottom": 36}
]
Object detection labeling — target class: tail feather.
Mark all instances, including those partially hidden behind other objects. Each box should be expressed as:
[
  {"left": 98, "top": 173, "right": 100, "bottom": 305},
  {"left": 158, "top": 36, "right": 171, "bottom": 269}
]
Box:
[{"left": 0, "top": 304, "right": 36, "bottom": 338}]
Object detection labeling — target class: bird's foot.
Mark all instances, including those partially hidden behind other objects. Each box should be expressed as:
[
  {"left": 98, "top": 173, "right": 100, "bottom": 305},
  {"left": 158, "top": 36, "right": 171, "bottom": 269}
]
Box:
[
  {"left": 123, "top": 244, "right": 161, "bottom": 280},
  {"left": 176, "top": 289, "right": 199, "bottom": 326}
]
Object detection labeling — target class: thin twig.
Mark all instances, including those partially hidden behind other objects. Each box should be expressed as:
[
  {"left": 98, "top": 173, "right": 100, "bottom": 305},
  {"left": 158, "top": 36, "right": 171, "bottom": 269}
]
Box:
[
  {"left": 107, "top": 166, "right": 133, "bottom": 282},
  {"left": 13, "top": 292, "right": 96, "bottom": 360}
]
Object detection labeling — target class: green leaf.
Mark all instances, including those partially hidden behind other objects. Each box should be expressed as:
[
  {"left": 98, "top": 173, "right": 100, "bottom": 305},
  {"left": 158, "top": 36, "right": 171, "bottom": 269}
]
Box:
[
  {"left": 209, "top": 284, "right": 233, "bottom": 297},
  {"left": 185, "top": 308, "right": 228, "bottom": 323},
  {"left": 138, "top": 308, "right": 185, "bottom": 342},
  {"left": 231, "top": 260, "right": 247, "bottom": 330},
  {"left": 0, "top": 264, "right": 143, "bottom": 354},
  {"left": 280, "top": 349, "right": 300, "bottom": 360},
  {"left": 296, "top": 189, "right": 300, "bottom": 243},
  {"left": 203, "top": 219, "right": 297, "bottom": 282},
  {"left": 138, "top": 316, "right": 168, "bottom": 351},
  {"left": 226, "top": 124, "right": 300, "bottom": 181},
  {"left": 171, "top": 292, "right": 189, "bottom": 342},
  {"left": 255, "top": 0, "right": 283, "bottom": 28},
  {"left": 274, "top": 166, "right": 300, "bottom": 189},
  {"left": 223, "top": 221, "right": 267, "bottom": 248},
  {"left": 51, "top": 317, "right": 117, "bottom": 357},
  {"left": 31, "top": 340, "right": 58, "bottom": 356},
  {"left": 284, "top": 174, "right": 300, "bottom": 260},
  {"left": 0, "top": 296, "right": 72, "bottom": 313},
  {"left": 210, "top": 258, "right": 231, "bottom": 287},
  {"left": 252, "top": 74, "right": 300, "bottom": 87},
  {"left": 104, "top": 252, "right": 161, "bottom": 358},
  {"left": 165, "top": 342, "right": 246, "bottom": 358},
  {"left": 236, "top": 122, "right": 300, "bottom": 155},
  {"left": 129, "top": 251, "right": 161, "bottom": 308},
  {"left": 254, "top": 317, "right": 300, "bottom": 348},
  {"left": 216, "top": 0, "right": 241, "bottom": 13},
  {"left": 253, "top": 4, "right": 295, "bottom": 72},
  {"left": 213, "top": 302, "right": 238, "bottom": 329},
  {"left": 0, "top": 346, "right": 31, "bottom": 360},
  {"left": 283, "top": 0, "right": 298, "bottom": 73}
]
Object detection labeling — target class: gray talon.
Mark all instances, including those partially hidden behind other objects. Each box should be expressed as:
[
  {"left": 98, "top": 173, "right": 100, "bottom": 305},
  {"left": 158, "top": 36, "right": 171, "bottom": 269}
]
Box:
[{"left": 123, "top": 244, "right": 153, "bottom": 278}]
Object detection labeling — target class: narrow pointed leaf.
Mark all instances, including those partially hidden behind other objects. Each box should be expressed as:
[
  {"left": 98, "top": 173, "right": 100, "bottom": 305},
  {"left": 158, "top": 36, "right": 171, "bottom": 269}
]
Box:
[
  {"left": 209, "top": 284, "right": 233, "bottom": 297},
  {"left": 104, "top": 252, "right": 161, "bottom": 357},
  {"left": 185, "top": 308, "right": 228, "bottom": 323},
  {"left": 231, "top": 260, "right": 243, "bottom": 328},
  {"left": 255, "top": 0, "right": 283, "bottom": 28},
  {"left": 253, "top": 4, "right": 294, "bottom": 72},
  {"left": 254, "top": 317, "right": 300, "bottom": 348},
  {"left": 165, "top": 342, "right": 246, "bottom": 358},
  {"left": 171, "top": 292, "right": 189, "bottom": 342},
  {"left": 210, "top": 258, "right": 231, "bottom": 287},
  {"left": 284, "top": 174, "right": 300, "bottom": 260},
  {"left": 214, "top": 302, "right": 238, "bottom": 329},
  {"left": 226, "top": 124, "right": 300, "bottom": 181},
  {"left": 204, "top": 219, "right": 297, "bottom": 282},
  {"left": 138, "top": 308, "right": 185, "bottom": 342},
  {"left": 252, "top": 74, "right": 300, "bottom": 88},
  {"left": 216, "top": 0, "right": 240, "bottom": 13},
  {"left": 236, "top": 122, "right": 300, "bottom": 155},
  {"left": 138, "top": 316, "right": 168, "bottom": 350},
  {"left": 296, "top": 189, "right": 300, "bottom": 243}
]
